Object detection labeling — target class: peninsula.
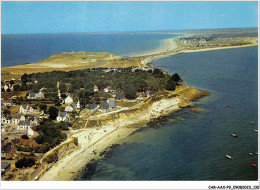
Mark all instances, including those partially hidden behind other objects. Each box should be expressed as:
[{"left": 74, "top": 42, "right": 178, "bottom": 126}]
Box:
[{"left": 1, "top": 28, "right": 258, "bottom": 181}]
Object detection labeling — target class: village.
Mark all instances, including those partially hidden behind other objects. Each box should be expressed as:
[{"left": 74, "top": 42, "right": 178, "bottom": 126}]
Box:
[{"left": 1, "top": 66, "right": 168, "bottom": 181}]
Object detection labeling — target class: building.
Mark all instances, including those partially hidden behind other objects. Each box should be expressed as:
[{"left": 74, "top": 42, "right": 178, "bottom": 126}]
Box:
[
  {"left": 1, "top": 162, "right": 11, "bottom": 175},
  {"left": 2, "top": 99, "right": 12, "bottom": 107},
  {"left": 17, "top": 116, "right": 38, "bottom": 130},
  {"left": 94, "top": 85, "right": 99, "bottom": 92},
  {"left": 11, "top": 115, "right": 20, "bottom": 125},
  {"left": 99, "top": 101, "right": 109, "bottom": 113},
  {"left": 99, "top": 100, "right": 117, "bottom": 113},
  {"left": 142, "top": 91, "right": 155, "bottom": 98},
  {"left": 76, "top": 100, "right": 81, "bottom": 109},
  {"left": 18, "top": 138, "right": 39, "bottom": 148},
  {"left": 1, "top": 143, "right": 17, "bottom": 160},
  {"left": 87, "top": 103, "right": 97, "bottom": 111},
  {"left": 56, "top": 111, "right": 70, "bottom": 122},
  {"left": 3, "top": 84, "right": 13, "bottom": 92},
  {"left": 115, "top": 92, "right": 124, "bottom": 100},
  {"left": 64, "top": 95, "right": 73, "bottom": 104},
  {"left": 17, "top": 120, "right": 31, "bottom": 130},
  {"left": 107, "top": 100, "right": 116, "bottom": 109},
  {"left": 2, "top": 116, "right": 12, "bottom": 124},
  {"left": 104, "top": 86, "right": 112, "bottom": 93},
  {"left": 20, "top": 104, "right": 34, "bottom": 114},
  {"left": 65, "top": 103, "right": 77, "bottom": 112},
  {"left": 27, "top": 92, "right": 44, "bottom": 99}
]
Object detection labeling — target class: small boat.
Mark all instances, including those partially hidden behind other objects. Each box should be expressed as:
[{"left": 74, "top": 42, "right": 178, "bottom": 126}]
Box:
[
  {"left": 253, "top": 129, "right": 258, "bottom": 133},
  {"left": 250, "top": 121, "right": 255, "bottom": 125},
  {"left": 249, "top": 153, "right": 253, "bottom": 156},
  {"left": 225, "top": 105, "right": 233, "bottom": 108},
  {"left": 231, "top": 133, "right": 238, "bottom": 137},
  {"left": 255, "top": 152, "right": 258, "bottom": 155},
  {"left": 226, "top": 155, "right": 232, "bottom": 159},
  {"left": 252, "top": 164, "right": 257, "bottom": 167}
]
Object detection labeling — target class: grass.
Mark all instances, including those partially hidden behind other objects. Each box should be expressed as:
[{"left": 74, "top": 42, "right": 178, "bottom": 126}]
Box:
[{"left": 1, "top": 51, "right": 141, "bottom": 81}]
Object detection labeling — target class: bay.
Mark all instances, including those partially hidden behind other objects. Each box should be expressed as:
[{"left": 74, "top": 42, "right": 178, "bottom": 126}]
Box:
[
  {"left": 79, "top": 46, "right": 258, "bottom": 180},
  {"left": 1, "top": 33, "right": 177, "bottom": 67}
]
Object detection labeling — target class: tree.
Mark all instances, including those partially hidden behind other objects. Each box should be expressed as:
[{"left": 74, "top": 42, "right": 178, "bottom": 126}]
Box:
[
  {"left": 15, "top": 158, "right": 35, "bottom": 168},
  {"left": 171, "top": 73, "right": 182, "bottom": 85},
  {"left": 48, "top": 106, "right": 59, "bottom": 120},
  {"left": 124, "top": 86, "right": 137, "bottom": 99},
  {"left": 166, "top": 78, "right": 176, "bottom": 91},
  {"left": 152, "top": 68, "right": 164, "bottom": 78},
  {"left": 21, "top": 135, "right": 29, "bottom": 139},
  {"left": 21, "top": 74, "right": 28, "bottom": 84},
  {"left": 9, "top": 80, "right": 14, "bottom": 85},
  {"left": 39, "top": 104, "right": 47, "bottom": 112},
  {"left": 3, "top": 110, "right": 10, "bottom": 116},
  {"left": 13, "top": 85, "right": 20, "bottom": 91}
]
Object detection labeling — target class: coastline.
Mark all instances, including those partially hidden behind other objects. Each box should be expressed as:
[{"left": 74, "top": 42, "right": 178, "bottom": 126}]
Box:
[
  {"left": 39, "top": 85, "right": 208, "bottom": 181},
  {"left": 2, "top": 33, "right": 257, "bottom": 181},
  {"left": 135, "top": 38, "right": 258, "bottom": 68}
]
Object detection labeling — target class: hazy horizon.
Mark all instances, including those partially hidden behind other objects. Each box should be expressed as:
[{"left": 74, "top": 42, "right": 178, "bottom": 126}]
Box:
[{"left": 1, "top": 27, "right": 258, "bottom": 35}]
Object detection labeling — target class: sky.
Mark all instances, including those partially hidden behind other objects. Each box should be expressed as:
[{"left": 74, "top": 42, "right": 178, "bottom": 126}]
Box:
[{"left": 1, "top": 1, "right": 258, "bottom": 34}]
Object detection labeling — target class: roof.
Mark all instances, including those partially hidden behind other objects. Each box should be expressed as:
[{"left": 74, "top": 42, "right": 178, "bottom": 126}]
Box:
[
  {"left": 2, "top": 99, "right": 12, "bottom": 104},
  {"left": 107, "top": 86, "right": 112, "bottom": 89},
  {"left": 68, "top": 103, "right": 76, "bottom": 109},
  {"left": 107, "top": 100, "right": 116, "bottom": 108},
  {"left": 100, "top": 101, "right": 109, "bottom": 109},
  {"left": 1, "top": 143, "right": 12, "bottom": 154},
  {"left": 142, "top": 92, "right": 148, "bottom": 97},
  {"left": 1, "top": 162, "right": 11, "bottom": 170},
  {"left": 21, "top": 104, "right": 28, "bottom": 109},
  {"left": 87, "top": 103, "right": 97, "bottom": 110},
  {"left": 12, "top": 114, "right": 21, "bottom": 119},
  {"left": 21, "top": 104, "right": 32, "bottom": 109},
  {"left": 115, "top": 92, "right": 124, "bottom": 100},
  {"left": 18, "top": 138, "right": 39, "bottom": 148},
  {"left": 11, "top": 138, "right": 21, "bottom": 144},
  {"left": 28, "top": 93, "right": 35, "bottom": 98},
  {"left": 94, "top": 85, "right": 99, "bottom": 89}
]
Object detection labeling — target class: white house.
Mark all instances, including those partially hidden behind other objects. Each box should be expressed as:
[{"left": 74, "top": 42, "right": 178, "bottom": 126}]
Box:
[
  {"left": 27, "top": 92, "right": 44, "bottom": 99},
  {"left": 104, "top": 86, "right": 112, "bottom": 93},
  {"left": 19, "top": 115, "right": 26, "bottom": 122},
  {"left": 93, "top": 85, "right": 99, "bottom": 92},
  {"left": 56, "top": 111, "right": 70, "bottom": 122},
  {"left": 20, "top": 104, "right": 34, "bottom": 114},
  {"left": 3, "top": 84, "right": 14, "bottom": 92},
  {"left": 27, "top": 126, "right": 34, "bottom": 137},
  {"left": 64, "top": 95, "right": 73, "bottom": 104},
  {"left": 17, "top": 120, "right": 30, "bottom": 130},
  {"left": 11, "top": 115, "right": 20, "bottom": 125},
  {"left": 65, "top": 103, "right": 77, "bottom": 112},
  {"left": 76, "top": 100, "right": 81, "bottom": 109},
  {"left": 2, "top": 100, "right": 12, "bottom": 107}
]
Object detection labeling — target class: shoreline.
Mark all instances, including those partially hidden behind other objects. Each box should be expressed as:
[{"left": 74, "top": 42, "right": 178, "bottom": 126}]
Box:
[
  {"left": 135, "top": 39, "right": 258, "bottom": 68},
  {"left": 39, "top": 85, "right": 208, "bottom": 181},
  {"left": 2, "top": 33, "right": 257, "bottom": 181}
]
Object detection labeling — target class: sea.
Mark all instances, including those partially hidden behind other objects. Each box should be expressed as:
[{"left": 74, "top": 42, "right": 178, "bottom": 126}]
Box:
[
  {"left": 2, "top": 33, "right": 258, "bottom": 180},
  {"left": 1, "top": 33, "right": 177, "bottom": 68},
  {"left": 78, "top": 46, "right": 258, "bottom": 181}
]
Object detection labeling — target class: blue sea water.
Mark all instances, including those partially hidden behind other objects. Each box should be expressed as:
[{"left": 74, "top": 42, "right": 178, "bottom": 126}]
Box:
[
  {"left": 78, "top": 46, "right": 258, "bottom": 180},
  {"left": 1, "top": 33, "right": 177, "bottom": 67}
]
